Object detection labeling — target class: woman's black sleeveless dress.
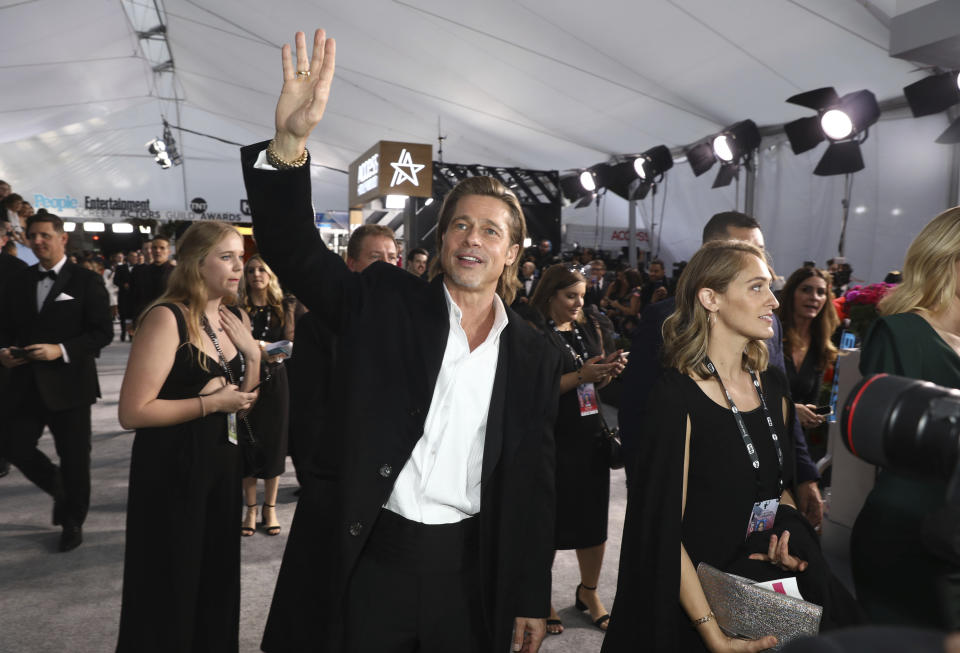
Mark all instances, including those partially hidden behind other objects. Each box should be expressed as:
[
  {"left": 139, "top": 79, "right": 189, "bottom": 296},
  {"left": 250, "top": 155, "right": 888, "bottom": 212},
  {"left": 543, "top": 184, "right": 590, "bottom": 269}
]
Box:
[
  {"left": 244, "top": 305, "right": 289, "bottom": 478},
  {"left": 116, "top": 304, "right": 243, "bottom": 653}
]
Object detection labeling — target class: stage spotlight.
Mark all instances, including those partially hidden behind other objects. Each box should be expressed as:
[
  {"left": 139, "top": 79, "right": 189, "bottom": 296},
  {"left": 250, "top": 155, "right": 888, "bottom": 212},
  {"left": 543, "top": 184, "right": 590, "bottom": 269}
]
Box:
[
  {"left": 903, "top": 71, "right": 960, "bottom": 144},
  {"left": 579, "top": 170, "right": 597, "bottom": 192},
  {"left": 633, "top": 145, "right": 673, "bottom": 181},
  {"left": 784, "top": 87, "right": 880, "bottom": 176},
  {"left": 713, "top": 120, "right": 760, "bottom": 165},
  {"left": 687, "top": 121, "right": 759, "bottom": 188},
  {"left": 559, "top": 173, "right": 595, "bottom": 208}
]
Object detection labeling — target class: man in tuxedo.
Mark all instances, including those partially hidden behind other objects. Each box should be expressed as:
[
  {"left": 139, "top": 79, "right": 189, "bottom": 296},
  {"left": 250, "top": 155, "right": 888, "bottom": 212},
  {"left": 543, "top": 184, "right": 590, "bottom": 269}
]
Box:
[
  {"left": 243, "top": 29, "right": 560, "bottom": 653},
  {"left": 0, "top": 212, "right": 113, "bottom": 551},
  {"left": 113, "top": 250, "right": 137, "bottom": 341},
  {"left": 513, "top": 259, "right": 539, "bottom": 305},
  {"left": 0, "top": 222, "right": 28, "bottom": 478},
  {"left": 583, "top": 258, "right": 609, "bottom": 308}
]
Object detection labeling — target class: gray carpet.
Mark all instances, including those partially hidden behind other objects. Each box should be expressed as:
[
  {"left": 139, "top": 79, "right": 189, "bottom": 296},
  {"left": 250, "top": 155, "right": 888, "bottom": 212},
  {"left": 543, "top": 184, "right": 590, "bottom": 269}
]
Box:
[{"left": 0, "top": 334, "right": 627, "bottom": 652}]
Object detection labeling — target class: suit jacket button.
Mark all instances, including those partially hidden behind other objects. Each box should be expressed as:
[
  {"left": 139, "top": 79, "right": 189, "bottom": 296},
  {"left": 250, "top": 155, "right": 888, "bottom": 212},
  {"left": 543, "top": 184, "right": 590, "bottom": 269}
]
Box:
[
  {"left": 409, "top": 408, "right": 420, "bottom": 417},
  {"left": 379, "top": 464, "right": 392, "bottom": 478},
  {"left": 348, "top": 521, "right": 363, "bottom": 537}
]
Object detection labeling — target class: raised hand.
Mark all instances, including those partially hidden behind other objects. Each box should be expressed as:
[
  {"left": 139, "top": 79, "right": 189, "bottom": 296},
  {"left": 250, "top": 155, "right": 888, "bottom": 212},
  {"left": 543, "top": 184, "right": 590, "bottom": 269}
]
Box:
[{"left": 273, "top": 29, "right": 337, "bottom": 160}]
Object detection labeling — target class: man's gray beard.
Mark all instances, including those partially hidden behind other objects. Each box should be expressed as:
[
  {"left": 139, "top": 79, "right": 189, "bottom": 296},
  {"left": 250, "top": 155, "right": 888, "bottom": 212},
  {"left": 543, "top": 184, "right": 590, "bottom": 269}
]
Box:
[{"left": 443, "top": 267, "right": 483, "bottom": 290}]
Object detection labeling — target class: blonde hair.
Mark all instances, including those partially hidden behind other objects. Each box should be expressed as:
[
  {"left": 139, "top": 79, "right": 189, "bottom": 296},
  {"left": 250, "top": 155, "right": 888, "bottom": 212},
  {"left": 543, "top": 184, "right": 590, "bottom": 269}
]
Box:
[
  {"left": 140, "top": 222, "right": 242, "bottom": 370},
  {"left": 239, "top": 254, "right": 285, "bottom": 327},
  {"left": 663, "top": 240, "right": 770, "bottom": 378},
  {"left": 879, "top": 206, "right": 960, "bottom": 316},
  {"left": 778, "top": 267, "right": 839, "bottom": 369},
  {"left": 430, "top": 176, "right": 526, "bottom": 305}
]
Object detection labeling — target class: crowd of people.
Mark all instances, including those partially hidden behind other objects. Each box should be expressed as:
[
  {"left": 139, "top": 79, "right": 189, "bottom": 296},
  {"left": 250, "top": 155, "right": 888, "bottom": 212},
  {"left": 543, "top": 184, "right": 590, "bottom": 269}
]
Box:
[{"left": 3, "top": 26, "right": 960, "bottom": 653}]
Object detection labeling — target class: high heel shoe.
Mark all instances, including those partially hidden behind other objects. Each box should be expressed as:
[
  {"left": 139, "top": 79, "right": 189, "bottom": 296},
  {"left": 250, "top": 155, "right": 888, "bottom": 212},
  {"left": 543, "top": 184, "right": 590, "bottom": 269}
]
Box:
[
  {"left": 575, "top": 583, "right": 610, "bottom": 630},
  {"left": 241, "top": 503, "right": 257, "bottom": 537},
  {"left": 262, "top": 503, "right": 281, "bottom": 536}
]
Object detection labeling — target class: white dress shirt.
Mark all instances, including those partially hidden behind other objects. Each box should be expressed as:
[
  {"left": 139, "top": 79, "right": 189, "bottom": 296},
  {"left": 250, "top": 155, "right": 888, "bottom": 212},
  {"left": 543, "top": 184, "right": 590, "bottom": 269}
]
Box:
[
  {"left": 36, "top": 255, "right": 70, "bottom": 362},
  {"left": 384, "top": 283, "right": 508, "bottom": 524}
]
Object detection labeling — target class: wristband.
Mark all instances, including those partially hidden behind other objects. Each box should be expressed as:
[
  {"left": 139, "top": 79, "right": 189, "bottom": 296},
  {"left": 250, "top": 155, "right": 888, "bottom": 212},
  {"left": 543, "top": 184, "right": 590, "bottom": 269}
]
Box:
[{"left": 198, "top": 395, "right": 207, "bottom": 418}]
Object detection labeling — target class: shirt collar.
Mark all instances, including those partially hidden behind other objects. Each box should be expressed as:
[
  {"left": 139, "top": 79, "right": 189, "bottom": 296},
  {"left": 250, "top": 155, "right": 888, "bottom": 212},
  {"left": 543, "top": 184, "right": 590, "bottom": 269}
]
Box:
[
  {"left": 442, "top": 281, "right": 509, "bottom": 341},
  {"left": 41, "top": 255, "right": 67, "bottom": 274}
]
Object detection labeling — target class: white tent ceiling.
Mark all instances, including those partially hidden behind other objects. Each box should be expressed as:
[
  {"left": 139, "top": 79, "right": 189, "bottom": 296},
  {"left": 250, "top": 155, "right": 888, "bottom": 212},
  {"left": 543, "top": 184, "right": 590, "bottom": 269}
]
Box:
[{"left": 0, "top": 0, "right": 953, "bottom": 280}]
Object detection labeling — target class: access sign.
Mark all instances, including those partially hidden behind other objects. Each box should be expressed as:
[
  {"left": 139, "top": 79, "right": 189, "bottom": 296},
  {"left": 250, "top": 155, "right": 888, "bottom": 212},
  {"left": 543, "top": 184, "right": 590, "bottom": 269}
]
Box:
[{"left": 348, "top": 141, "right": 433, "bottom": 208}]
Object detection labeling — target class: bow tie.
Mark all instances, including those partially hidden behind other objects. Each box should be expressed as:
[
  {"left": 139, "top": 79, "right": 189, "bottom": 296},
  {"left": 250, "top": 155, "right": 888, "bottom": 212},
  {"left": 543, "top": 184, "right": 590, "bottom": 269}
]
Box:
[{"left": 37, "top": 269, "right": 57, "bottom": 282}]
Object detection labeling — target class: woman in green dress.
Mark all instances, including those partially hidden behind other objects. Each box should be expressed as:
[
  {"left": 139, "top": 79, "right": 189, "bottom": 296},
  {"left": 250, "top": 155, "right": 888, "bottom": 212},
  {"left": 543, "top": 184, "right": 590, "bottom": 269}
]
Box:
[{"left": 852, "top": 205, "right": 960, "bottom": 628}]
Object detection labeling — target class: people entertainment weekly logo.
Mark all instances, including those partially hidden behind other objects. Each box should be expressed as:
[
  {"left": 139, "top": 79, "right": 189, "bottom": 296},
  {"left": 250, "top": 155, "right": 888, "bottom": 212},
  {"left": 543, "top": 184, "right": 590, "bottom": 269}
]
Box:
[{"left": 33, "top": 194, "right": 158, "bottom": 218}]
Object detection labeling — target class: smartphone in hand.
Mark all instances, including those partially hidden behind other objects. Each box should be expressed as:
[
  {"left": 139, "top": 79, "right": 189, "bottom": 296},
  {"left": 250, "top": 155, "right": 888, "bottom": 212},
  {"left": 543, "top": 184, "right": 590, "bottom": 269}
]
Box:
[{"left": 813, "top": 405, "right": 833, "bottom": 416}]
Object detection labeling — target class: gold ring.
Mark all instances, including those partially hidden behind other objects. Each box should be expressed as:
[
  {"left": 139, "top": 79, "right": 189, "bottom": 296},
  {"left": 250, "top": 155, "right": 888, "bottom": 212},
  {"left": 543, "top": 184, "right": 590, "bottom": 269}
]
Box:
[{"left": 296, "top": 70, "right": 311, "bottom": 78}]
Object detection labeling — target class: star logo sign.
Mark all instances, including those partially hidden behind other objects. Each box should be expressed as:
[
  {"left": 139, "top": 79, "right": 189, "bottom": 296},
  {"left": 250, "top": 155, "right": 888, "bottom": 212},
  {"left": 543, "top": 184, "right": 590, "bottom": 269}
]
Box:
[{"left": 389, "top": 148, "right": 425, "bottom": 187}]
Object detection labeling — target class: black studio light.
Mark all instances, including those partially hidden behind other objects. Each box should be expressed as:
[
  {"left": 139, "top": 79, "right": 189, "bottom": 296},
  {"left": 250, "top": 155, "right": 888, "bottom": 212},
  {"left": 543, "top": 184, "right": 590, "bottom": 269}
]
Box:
[
  {"left": 145, "top": 119, "right": 182, "bottom": 170},
  {"left": 685, "top": 119, "right": 760, "bottom": 188},
  {"left": 903, "top": 71, "right": 960, "bottom": 143},
  {"left": 559, "top": 173, "right": 595, "bottom": 208},
  {"left": 633, "top": 144, "right": 674, "bottom": 181},
  {"left": 783, "top": 87, "right": 880, "bottom": 176},
  {"left": 597, "top": 146, "right": 674, "bottom": 201}
]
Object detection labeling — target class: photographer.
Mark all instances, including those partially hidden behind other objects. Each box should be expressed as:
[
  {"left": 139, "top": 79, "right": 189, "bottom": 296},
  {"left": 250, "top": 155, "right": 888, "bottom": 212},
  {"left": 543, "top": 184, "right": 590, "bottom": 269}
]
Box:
[{"left": 850, "top": 206, "right": 960, "bottom": 628}]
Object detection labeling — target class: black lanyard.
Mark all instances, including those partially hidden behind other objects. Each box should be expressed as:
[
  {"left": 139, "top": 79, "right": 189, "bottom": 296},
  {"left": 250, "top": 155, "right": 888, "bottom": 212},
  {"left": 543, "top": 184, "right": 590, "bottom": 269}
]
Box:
[
  {"left": 704, "top": 357, "right": 784, "bottom": 500},
  {"left": 548, "top": 319, "right": 589, "bottom": 370}
]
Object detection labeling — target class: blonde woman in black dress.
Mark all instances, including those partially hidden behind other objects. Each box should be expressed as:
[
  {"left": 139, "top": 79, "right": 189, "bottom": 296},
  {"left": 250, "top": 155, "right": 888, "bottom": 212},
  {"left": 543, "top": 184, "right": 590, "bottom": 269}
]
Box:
[
  {"left": 117, "top": 222, "right": 260, "bottom": 652},
  {"left": 239, "top": 254, "right": 295, "bottom": 536}
]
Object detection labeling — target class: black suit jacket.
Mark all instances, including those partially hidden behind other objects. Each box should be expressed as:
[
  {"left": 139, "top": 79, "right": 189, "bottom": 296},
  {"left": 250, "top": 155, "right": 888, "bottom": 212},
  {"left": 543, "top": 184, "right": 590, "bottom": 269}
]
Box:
[
  {"left": 242, "top": 142, "right": 561, "bottom": 652},
  {"left": 0, "top": 251, "right": 28, "bottom": 287},
  {"left": 0, "top": 262, "right": 113, "bottom": 411},
  {"left": 130, "top": 261, "right": 173, "bottom": 320}
]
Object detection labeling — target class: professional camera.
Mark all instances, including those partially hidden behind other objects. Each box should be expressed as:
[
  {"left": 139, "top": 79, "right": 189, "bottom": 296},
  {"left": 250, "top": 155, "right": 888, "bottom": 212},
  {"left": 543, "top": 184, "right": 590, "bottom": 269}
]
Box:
[
  {"left": 841, "top": 373, "right": 960, "bottom": 480},
  {"left": 842, "top": 373, "right": 960, "bottom": 563}
]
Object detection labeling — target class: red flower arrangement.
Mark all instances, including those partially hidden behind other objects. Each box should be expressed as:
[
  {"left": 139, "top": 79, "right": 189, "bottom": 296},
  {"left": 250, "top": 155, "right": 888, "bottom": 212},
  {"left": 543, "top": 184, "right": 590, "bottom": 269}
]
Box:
[{"left": 835, "top": 282, "right": 896, "bottom": 339}]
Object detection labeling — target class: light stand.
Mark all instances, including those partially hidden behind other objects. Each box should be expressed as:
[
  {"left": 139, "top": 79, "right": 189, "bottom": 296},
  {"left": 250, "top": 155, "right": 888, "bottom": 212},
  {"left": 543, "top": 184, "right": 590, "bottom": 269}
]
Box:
[{"left": 837, "top": 173, "right": 853, "bottom": 257}]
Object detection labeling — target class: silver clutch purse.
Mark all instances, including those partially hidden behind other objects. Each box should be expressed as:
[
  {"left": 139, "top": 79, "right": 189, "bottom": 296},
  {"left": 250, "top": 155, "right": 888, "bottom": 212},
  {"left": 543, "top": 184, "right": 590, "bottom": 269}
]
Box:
[{"left": 696, "top": 562, "right": 822, "bottom": 650}]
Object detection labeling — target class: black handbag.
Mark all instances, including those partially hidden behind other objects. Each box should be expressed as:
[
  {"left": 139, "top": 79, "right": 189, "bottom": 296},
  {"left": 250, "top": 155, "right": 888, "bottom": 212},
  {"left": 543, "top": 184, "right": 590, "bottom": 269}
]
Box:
[{"left": 598, "top": 412, "right": 624, "bottom": 470}]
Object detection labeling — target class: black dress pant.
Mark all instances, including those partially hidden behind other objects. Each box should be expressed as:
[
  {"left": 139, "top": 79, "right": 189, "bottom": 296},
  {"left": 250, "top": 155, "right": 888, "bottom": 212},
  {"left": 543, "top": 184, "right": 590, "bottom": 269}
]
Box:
[
  {"left": 3, "top": 387, "right": 91, "bottom": 527},
  {"left": 344, "top": 509, "right": 487, "bottom": 653}
]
